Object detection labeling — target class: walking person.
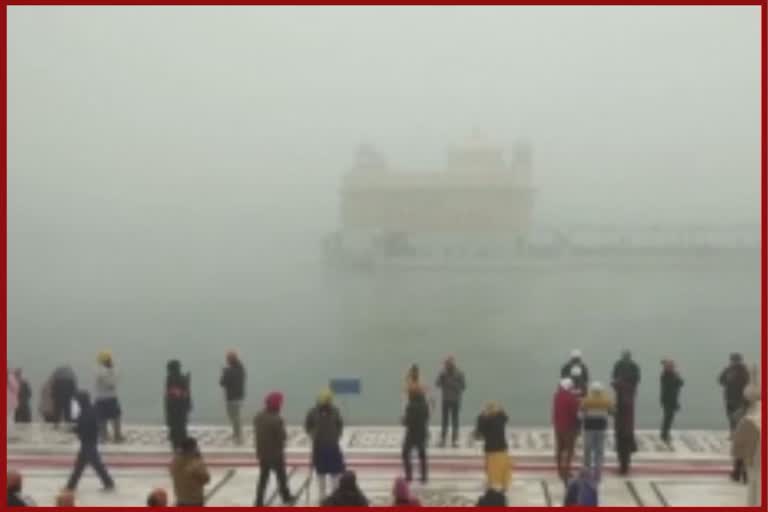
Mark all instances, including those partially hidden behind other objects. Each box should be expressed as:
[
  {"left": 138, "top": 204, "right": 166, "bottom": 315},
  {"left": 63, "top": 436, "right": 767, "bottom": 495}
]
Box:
[
  {"left": 401, "top": 387, "right": 430, "bottom": 484},
  {"left": 718, "top": 353, "right": 750, "bottom": 431},
  {"left": 552, "top": 378, "right": 580, "bottom": 484},
  {"left": 170, "top": 437, "right": 210, "bottom": 506},
  {"left": 219, "top": 351, "right": 246, "bottom": 445},
  {"left": 474, "top": 401, "right": 511, "bottom": 492},
  {"left": 659, "top": 359, "right": 684, "bottom": 444},
  {"left": 305, "top": 388, "right": 345, "bottom": 503},
  {"left": 165, "top": 360, "right": 192, "bottom": 450},
  {"left": 254, "top": 391, "right": 295, "bottom": 506},
  {"left": 51, "top": 365, "right": 78, "bottom": 427},
  {"left": 435, "top": 355, "right": 466, "bottom": 448},
  {"left": 612, "top": 350, "right": 641, "bottom": 395},
  {"left": 65, "top": 391, "right": 115, "bottom": 492},
  {"left": 613, "top": 378, "right": 637, "bottom": 475},
  {"left": 13, "top": 369, "right": 32, "bottom": 424},
  {"left": 580, "top": 382, "right": 613, "bottom": 482},
  {"left": 561, "top": 350, "right": 589, "bottom": 397},
  {"left": 94, "top": 351, "right": 124, "bottom": 443}
]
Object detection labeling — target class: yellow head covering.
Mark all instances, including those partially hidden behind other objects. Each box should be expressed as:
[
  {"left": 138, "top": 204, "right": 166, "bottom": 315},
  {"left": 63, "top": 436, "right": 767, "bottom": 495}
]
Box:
[
  {"left": 98, "top": 351, "right": 112, "bottom": 365},
  {"left": 318, "top": 388, "right": 333, "bottom": 405}
]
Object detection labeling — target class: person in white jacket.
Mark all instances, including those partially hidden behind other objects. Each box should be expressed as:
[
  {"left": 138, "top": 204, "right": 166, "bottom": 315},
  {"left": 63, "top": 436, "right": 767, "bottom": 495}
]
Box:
[{"left": 94, "top": 351, "right": 124, "bottom": 443}]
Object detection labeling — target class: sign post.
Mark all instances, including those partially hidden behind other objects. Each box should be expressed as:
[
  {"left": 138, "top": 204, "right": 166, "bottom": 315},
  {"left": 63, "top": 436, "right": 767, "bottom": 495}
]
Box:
[{"left": 329, "top": 378, "right": 361, "bottom": 423}]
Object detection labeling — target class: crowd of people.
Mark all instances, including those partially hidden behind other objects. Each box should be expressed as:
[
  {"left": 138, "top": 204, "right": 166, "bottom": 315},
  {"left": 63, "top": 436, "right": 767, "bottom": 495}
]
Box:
[{"left": 5, "top": 349, "right": 762, "bottom": 507}]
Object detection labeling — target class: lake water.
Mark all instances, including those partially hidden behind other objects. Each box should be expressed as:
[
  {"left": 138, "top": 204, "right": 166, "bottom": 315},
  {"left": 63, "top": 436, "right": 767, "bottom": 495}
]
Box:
[{"left": 8, "top": 243, "right": 760, "bottom": 430}]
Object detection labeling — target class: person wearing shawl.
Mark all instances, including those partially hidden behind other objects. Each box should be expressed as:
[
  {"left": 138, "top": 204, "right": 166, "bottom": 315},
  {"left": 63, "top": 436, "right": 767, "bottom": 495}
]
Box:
[{"left": 305, "top": 388, "right": 345, "bottom": 502}]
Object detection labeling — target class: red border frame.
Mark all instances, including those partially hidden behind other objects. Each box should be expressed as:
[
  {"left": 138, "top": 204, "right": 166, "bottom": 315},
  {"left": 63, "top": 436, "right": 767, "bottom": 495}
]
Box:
[{"left": 1, "top": 2, "right": 765, "bottom": 510}]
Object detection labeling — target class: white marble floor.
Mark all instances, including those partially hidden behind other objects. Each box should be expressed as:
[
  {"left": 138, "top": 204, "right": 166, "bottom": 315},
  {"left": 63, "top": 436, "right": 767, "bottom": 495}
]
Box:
[{"left": 16, "top": 467, "right": 749, "bottom": 507}]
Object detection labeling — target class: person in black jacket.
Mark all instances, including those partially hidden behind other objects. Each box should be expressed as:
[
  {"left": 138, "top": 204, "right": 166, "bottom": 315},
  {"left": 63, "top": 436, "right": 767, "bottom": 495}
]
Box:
[
  {"left": 474, "top": 402, "right": 510, "bottom": 491},
  {"left": 165, "top": 360, "right": 192, "bottom": 450},
  {"left": 13, "top": 369, "right": 31, "bottom": 424},
  {"left": 435, "top": 355, "right": 466, "bottom": 448},
  {"left": 401, "top": 388, "right": 429, "bottom": 483},
  {"left": 65, "top": 391, "right": 115, "bottom": 491},
  {"left": 321, "top": 470, "right": 369, "bottom": 507},
  {"left": 612, "top": 351, "right": 640, "bottom": 395},
  {"left": 219, "top": 351, "right": 246, "bottom": 445},
  {"left": 659, "top": 359, "right": 684, "bottom": 444},
  {"left": 718, "top": 353, "right": 749, "bottom": 431}
]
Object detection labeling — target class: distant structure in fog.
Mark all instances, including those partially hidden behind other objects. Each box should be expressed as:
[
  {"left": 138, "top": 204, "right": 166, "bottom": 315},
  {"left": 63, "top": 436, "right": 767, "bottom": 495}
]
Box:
[
  {"left": 326, "top": 134, "right": 757, "bottom": 269},
  {"left": 341, "top": 133, "right": 534, "bottom": 237}
]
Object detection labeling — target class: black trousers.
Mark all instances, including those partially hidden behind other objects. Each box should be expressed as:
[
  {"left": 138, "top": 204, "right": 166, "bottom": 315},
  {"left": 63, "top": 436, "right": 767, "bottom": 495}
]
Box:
[
  {"left": 402, "top": 436, "right": 428, "bottom": 482},
  {"left": 66, "top": 444, "right": 114, "bottom": 490},
  {"left": 725, "top": 401, "right": 743, "bottom": 431},
  {"left": 660, "top": 406, "right": 677, "bottom": 441},
  {"left": 255, "top": 459, "right": 292, "bottom": 506},
  {"left": 441, "top": 400, "right": 460, "bottom": 444},
  {"left": 167, "top": 414, "right": 188, "bottom": 450},
  {"left": 53, "top": 385, "right": 75, "bottom": 426}
]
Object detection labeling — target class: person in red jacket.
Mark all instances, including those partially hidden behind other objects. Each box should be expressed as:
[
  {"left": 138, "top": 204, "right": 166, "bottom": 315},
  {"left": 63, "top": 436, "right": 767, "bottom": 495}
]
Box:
[{"left": 552, "top": 378, "right": 580, "bottom": 484}]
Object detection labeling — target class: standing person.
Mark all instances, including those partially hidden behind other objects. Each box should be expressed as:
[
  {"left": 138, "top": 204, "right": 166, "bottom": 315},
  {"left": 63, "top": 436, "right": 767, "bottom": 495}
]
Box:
[
  {"left": 7, "top": 369, "right": 19, "bottom": 440},
  {"left": 613, "top": 378, "right": 637, "bottom": 475},
  {"left": 580, "top": 382, "right": 613, "bottom": 482},
  {"left": 321, "top": 470, "right": 369, "bottom": 507},
  {"left": 94, "top": 351, "right": 124, "bottom": 443},
  {"left": 51, "top": 365, "right": 78, "bottom": 427},
  {"left": 718, "top": 353, "right": 750, "bottom": 431},
  {"left": 170, "top": 437, "right": 210, "bottom": 506},
  {"left": 13, "top": 369, "right": 32, "bottom": 424},
  {"left": 392, "top": 477, "right": 421, "bottom": 506},
  {"left": 65, "top": 391, "right": 115, "bottom": 492},
  {"left": 219, "top": 351, "right": 246, "bottom": 445},
  {"left": 552, "top": 378, "right": 580, "bottom": 484},
  {"left": 401, "top": 388, "right": 430, "bottom": 484},
  {"left": 474, "top": 401, "right": 511, "bottom": 492},
  {"left": 561, "top": 350, "right": 589, "bottom": 396},
  {"left": 254, "top": 391, "right": 295, "bottom": 506},
  {"left": 612, "top": 350, "right": 641, "bottom": 395},
  {"left": 732, "top": 381, "right": 761, "bottom": 504},
  {"left": 305, "top": 388, "right": 345, "bottom": 503},
  {"left": 659, "top": 359, "right": 684, "bottom": 444},
  {"left": 165, "top": 360, "right": 192, "bottom": 451},
  {"left": 435, "top": 355, "right": 466, "bottom": 448},
  {"left": 38, "top": 375, "right": 55, "bottom": 423}
]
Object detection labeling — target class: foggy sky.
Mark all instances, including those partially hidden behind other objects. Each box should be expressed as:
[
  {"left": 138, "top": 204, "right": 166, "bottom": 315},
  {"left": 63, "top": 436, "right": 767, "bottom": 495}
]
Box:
[{"left": 9, "top": 6, "right": 761, "bottom": 242}]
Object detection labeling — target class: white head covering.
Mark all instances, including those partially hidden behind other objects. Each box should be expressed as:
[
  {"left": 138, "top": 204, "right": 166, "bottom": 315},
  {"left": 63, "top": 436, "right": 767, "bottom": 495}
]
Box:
[
  {"left": 590, "top": 381, "right": 603, "bottom": 392},
  {"left": 560, "top": 378, "right": 574, "bottom": 390},
  {"left": 570, "top": 366, "right": 583, "bottom": 378},
  {"left": 570, "top": 349, "right": 582, "bottom": 359}
]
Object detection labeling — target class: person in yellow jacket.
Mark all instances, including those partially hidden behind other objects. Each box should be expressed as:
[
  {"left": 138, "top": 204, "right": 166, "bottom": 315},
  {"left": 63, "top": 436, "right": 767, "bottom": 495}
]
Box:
[
  {"left": 170, "top": 437, "right": 210, "bottom": 506},
  {"left": 580, "top": 382, "right": 614, "bottom": 482},
  {"left": 474, "top": 401, "right": 511, "bottom": 491}
]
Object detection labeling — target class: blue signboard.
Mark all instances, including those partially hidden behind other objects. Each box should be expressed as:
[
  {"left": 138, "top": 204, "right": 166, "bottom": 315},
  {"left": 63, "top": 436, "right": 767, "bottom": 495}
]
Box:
[{"left": 330, "top": 378, "right": 361, "bottom": 395}]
